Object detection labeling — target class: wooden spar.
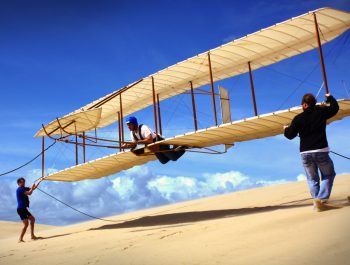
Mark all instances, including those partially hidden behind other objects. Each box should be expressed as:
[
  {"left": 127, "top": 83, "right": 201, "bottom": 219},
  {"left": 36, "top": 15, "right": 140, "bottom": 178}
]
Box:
[
  {"left": 82, "top": 134, "right": 119, "bottom": 143},
  {"left": 82, "top": 132, "right": 86, "bottom": 163},
  {"left": 313, "top": 12, "right": 329, "bottom": 94},
  {"left": 118, "top": 112, "right": 122, "bottom": 152},
  {"left": 41, "top": 136, "right": 45, "bottom": 178},
  {"left": 119, "top": 94, "right": 124, "bottom": 143},
  {"left": 248, "top": 61, "right": 258, "bottom": 116},
  {"left": 208, "top": 52, "right": 218, "bottom": 126},
  {"left": 156, "top": 94, "right": 163, "bottom": 136},
  {"left": 46, "top": 120, "right": 75, "bottom": 136},
  {"left": 75, "top": 135, "right": 78, "bottom": 165},
  {"left": 75, "top": 127, "right": 78, "bottom": 166},
  {"left": 190, "top": 81, "right": 198, "bottom": 131},
  {"left": 88, "top": 79, "right": 143, "bottom": 110},
  {"left": 151, "top": 77, "right": 159, "bottom": 140}
]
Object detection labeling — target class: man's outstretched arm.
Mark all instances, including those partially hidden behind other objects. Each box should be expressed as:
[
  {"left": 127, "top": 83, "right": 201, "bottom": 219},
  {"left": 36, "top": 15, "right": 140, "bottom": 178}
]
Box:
[
  {"left": 122, "top": 134, "right": 153, "bottom": 149},
  {"left": 24, "top": 178, "right": 44, "bottom": 196}
]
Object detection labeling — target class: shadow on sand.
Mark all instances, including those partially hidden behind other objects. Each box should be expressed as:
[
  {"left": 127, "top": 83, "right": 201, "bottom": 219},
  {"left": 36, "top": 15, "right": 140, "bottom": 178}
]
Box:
[
  {"left": 38, "top": 233, "right": 75, "bottom": 240},
  {"left": 91, "top": 198, "right": 340, "bottom": 230}
]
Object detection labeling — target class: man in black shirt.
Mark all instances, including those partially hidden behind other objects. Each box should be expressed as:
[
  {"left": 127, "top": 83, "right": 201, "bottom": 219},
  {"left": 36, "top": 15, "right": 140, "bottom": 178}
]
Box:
[{"left": 284, "top": 93, "right": 339, "bottom": 211}]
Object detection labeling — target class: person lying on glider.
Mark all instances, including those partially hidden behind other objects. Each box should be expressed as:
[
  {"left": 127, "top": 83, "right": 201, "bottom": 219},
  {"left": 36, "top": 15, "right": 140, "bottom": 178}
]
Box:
[
  {"left": 16, "top": 177, "right": 44, "bottom": 243},
  {"left": 122, "top": 116, "right": 185, "bottom": 164}
]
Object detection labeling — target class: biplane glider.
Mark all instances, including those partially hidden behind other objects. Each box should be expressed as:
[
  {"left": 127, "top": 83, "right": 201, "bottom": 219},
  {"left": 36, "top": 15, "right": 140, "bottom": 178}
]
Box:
[{"left": 36, "top": 7, "right": 350, "bottom": 181}]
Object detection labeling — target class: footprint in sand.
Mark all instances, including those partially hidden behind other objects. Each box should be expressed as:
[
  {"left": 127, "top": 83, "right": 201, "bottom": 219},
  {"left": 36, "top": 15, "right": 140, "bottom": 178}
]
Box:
[
  {"left": 121, "top": 244, "right": 134, "bottom": 251},
  {"left": 159, "top": 231, "right": 183, "bottom": 239}
]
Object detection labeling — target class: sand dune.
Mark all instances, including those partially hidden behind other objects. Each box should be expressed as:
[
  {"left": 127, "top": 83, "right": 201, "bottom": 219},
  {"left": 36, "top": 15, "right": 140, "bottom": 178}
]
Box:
[
  {"left": 0, "top": 221, "right": 55, "bottom": 240},
  {"left": 1, "top": 175, "right": 349, "bottom": 265}
]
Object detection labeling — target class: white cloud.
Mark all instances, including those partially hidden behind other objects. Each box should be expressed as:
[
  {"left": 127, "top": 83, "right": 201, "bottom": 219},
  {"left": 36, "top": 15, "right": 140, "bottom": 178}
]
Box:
[
  {"left": 256, "top": 179, "right": 289, "bottom": 186},
  {"left": 147, "top": 170, "right": 288, "bottom": 203},
  {"left": 296, "top": 174, "right": 307, "bottom": 181}
]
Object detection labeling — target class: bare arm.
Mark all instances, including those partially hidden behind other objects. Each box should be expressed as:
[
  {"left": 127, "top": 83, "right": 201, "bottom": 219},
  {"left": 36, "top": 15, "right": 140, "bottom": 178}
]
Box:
[
  {"left": 122, "top": 133, "right": 153, "bottom": 148},
  {"left": 122, "top": 141, "right": 137, "bottom": 149},
  {"left": 24, "top": 178, "right": 44, "bottom": 196}
]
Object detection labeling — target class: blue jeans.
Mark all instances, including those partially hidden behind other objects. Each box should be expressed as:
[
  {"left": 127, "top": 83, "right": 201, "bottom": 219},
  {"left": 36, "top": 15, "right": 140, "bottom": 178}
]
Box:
[{"left": 301, "top": 152, "right": 336, "bottom": 200}]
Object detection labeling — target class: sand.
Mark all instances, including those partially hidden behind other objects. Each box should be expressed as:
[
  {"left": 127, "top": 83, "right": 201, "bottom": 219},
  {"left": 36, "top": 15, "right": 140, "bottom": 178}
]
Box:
[
  {"left": 1, "top": 174, "right": 349, "bottom": 265},
  {"left": 0, "top": 221, "right": 55, "bottom": 240}
]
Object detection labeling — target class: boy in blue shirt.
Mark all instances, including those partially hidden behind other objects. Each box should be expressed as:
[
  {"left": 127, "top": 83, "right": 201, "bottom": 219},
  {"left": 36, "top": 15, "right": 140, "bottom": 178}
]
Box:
[{"left": 16, "top": 177, "right": 43, "bottom": 242}]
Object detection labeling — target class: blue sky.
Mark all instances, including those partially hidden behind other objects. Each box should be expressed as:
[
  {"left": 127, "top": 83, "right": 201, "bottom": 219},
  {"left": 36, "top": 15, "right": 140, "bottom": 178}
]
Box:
[{"left": 0, "top": 0, "right": 349, "bottom": 225}]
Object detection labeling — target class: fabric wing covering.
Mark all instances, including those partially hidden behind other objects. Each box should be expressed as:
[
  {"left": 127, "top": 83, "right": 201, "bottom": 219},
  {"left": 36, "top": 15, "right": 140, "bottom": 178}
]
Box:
[
  {"left": 36, "top": 7, "right": 350, "bottom": 136},
  {"left": 44, "top": 99, "right": 350, "bottom": 181},
  {"left": 35, "top": 108, "right": 102, "bottom": 137}
]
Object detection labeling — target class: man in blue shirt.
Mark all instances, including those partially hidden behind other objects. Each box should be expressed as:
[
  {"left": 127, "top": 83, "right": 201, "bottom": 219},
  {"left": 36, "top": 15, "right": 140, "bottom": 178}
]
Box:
[{"left": 16, "top": 177, "right": 43, "bottom": 242}]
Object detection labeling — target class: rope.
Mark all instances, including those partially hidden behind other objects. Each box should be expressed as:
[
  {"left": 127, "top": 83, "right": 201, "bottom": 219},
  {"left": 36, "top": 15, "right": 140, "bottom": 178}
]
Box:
[
  {"left": 0, "top": 141, "right": 56, "bottom": 177},
  {"left": 36, "top": 187, "right": 197, "bottom": 224},
  {"left": 330, "top": 151, "right": 350, "bottom": 160},
  {"left": 37, "top": 187, "right": 122, "bottom": 223}
]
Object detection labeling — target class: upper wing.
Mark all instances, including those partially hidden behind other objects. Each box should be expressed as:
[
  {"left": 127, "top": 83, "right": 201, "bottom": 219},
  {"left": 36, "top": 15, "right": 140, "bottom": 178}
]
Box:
[
  {"left": 44, "top": 99, "right": 350, "bottom": 182},
  {"left": 36, "top": 7, "right": 350, "bottom": 136},
  {"left": 35, "top": 108, "right": 102, "bottom": 137}
]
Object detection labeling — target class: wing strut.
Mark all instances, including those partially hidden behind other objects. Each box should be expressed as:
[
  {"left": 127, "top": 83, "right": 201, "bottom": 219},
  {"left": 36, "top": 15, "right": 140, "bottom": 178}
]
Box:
[
  {"left": 157, "top": 94, "right": 163, "bottom": 135},
  {"left": 208, "top": 52, "right": 218, "bottom": 126},
  {"left": 41, "top": 136, "right": 45, "bottom": 179},
  {"left": 313, "top": 12, "right": 330, "bottom": 94},
  {"left": 151, "top": 77, "right": 159, "bottom": 140},
  {"left": 190, "top": 81, "right": 198, "bottom": 131},
  {"left": 248, "top": 61, "right": 258, "bottom": 116}
]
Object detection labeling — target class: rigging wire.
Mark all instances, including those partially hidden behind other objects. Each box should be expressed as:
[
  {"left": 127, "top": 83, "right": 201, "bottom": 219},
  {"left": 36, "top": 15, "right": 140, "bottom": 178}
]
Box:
[
  {"left": 46, "top": 140, "right": 66, "bottom": 170},
  {"left": 331, "top": 31, "right": 350, "bottom": 65},
  {"left": 341, "top": 80, "right": 350, "bottom": 98},
  {"left": 315, "top": 82, "right": 325, "bottom": 99},
  {"left": 264, "top": 67, "right": 320, "bottom": 88},
  {"left": 276, "top": 30, "right": 348, "bottom": 109},
  {"left": 276, "top": 61, "right": 321, "bottom": 109}
]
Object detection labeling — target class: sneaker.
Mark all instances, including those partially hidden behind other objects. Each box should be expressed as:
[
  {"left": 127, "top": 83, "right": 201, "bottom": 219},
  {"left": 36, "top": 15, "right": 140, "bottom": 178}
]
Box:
[{"left": 313, "top": 198, "right": 342, "bottom": 212}]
